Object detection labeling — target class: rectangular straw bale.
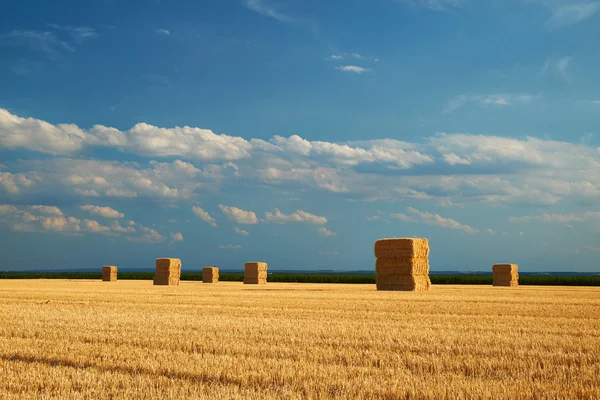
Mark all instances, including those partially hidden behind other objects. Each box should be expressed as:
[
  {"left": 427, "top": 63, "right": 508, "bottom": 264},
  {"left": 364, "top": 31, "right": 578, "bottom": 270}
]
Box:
[
  {"left": 102, "top": 266, "right": 117, "bottom": 282},
  {"left": 374, "top": 238, "right": 429, "bottom": 258},
  {"left": 203, "top": 267, "right": 219, "bottom": 283},
  {"left": 153, "top": 258, "right": 181, "bottom": 286},
  {"left": 156, "top": 258, "right": 181, "bottom": 268},
  {"left": 492, "top": 264, "right": 518, "bottom": 274},
  {"left": 376, "top": 274, "right": 431, "bottom": 291},
  {"left": 493, "top": 277, "right": 519, "bottom": 287},
  {"left": 244, "top": 262, "right": 268, "bottom": 272},
  {"left": 375, "top": 257, "right": 430, "bottom": 275}
]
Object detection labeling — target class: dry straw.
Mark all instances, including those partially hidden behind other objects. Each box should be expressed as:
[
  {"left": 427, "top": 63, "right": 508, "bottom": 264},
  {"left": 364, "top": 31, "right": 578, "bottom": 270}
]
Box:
[
  {"left": 492, "top": 264, "right": 519, "bottom": 287},
  {"left": 203, "top": 267, "right": 219, "bottom": 283},
  {"left": 374, "top": 238, "right": 431, "bottom": 291},
  {"left": 154, "top": 258, "right": 181, "bottom": 286},
  {"left": 101, "top": 266, "right": 117, "bottom": 282},
  {"left": 244, "top": 262, "right": 268, "bottom": 285}
]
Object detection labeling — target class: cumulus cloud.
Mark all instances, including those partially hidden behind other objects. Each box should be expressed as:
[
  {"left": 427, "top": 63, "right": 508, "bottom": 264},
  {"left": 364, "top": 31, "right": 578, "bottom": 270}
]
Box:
[
  {"left": 264, "top": 208, "right": 327, "bottom": 224},
  {"left": 2, "top": 108, "right": 600, "bottom": 209},
  {"left": 335, "top": 65, "right": 369, "bottom": 73},
  {"left": 318, "top": 227, "right": 336, "bottom": 237},
  {"left": 80, "top": 205, "right": 124, "bottom": 219},
  {"left": 192, "top": 206, "right": 218, "bottom": 227},
  {"left": 30, "top": 205, "right": 63, "bottom": 216},
  {"left": 170, "top": 232, "right": 183, "bottom": 241},
  {"left": 0, "top": 204, "right": 167, "bottom": 242},
  {"left": 218, "top": 204, "right": 259, "bottom": 224},
  {"left": 393, "top": 207, "right": 480, "bottom": 234},
  {"left": 156, "top": 28, "right": 170, "bottom": 35},
  {"left": 234, "top": 227, "right": 249, "bottom": 236}
]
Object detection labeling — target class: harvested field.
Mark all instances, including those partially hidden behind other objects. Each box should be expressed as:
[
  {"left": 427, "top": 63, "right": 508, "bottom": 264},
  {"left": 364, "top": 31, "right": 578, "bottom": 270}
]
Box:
[{"left": 0, "top": 280, "right": 599, "bottom": 399}]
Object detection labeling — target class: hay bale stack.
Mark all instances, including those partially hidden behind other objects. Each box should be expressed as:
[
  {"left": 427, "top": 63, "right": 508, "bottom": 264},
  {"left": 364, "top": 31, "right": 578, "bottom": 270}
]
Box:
[
  {"left": 203, "top": 266, "right": 219, "bottom": 283},
  {"left": 492, "top": 264, "right": 519, "bottom": 287},
  {"left": 102, "top": 265, "right": 117, "bottom": 282},
  {"left": 154, "top": 258, "right": 181, "bottom": 286},
  {"left": 374, "top": 238, "right": 431, "bottom": 291},
  {"left": 244, "top": 262, "right": 267, "bottom": 285}
]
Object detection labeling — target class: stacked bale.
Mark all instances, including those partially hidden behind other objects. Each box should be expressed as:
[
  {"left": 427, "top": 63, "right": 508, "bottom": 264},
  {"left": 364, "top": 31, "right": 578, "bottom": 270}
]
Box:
[
  {"left": 203, "top": 266, "right": 219, "bottom": 283},
  {"left": 102, "top": 265, "right": 117, "bottom": 282},
  {"left": 154, "top": 258, "right": 181, "bottom": 286},
  {"left": 492, "top": 264, "right": 519, "bottom": 287},
  {"left": 374, "top": 238, "right": 431, "bottom": 291},
  {"left": 244, "top": 262, "right": 267, "bottom": 285}
]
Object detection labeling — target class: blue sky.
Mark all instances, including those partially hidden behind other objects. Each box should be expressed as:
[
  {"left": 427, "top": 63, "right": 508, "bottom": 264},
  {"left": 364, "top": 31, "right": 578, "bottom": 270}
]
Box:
[{"left": 1, "top": 0, "right": 599, "bottom": 272}]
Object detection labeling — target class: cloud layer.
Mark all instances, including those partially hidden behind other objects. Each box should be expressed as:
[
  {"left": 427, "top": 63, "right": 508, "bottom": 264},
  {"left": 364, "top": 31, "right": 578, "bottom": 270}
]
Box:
[{"left": 1, "top": 108, "right": 600, "bottom": 210}]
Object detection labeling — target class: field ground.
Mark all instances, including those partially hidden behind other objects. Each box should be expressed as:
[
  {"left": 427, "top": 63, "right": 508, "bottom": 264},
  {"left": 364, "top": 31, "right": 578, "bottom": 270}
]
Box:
[{"left": 0, "top": 280, "right": 599, "bottom": 399}]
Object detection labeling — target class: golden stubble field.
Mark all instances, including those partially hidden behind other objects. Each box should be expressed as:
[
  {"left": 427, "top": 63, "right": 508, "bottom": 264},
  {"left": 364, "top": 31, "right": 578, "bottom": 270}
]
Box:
[{"left": 0, "top": 280, "right": 599, "bottom": 399}]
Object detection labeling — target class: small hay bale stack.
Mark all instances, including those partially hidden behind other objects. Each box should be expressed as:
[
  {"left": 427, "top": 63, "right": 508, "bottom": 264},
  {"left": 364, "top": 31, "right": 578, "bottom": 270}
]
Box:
[
  {"left": 203, "top": 266, "right": 219, "bottom": 283},
  {"left": 244, "top": 262, "right": 267, "bottom": 285},
  {"left": 102, "top": 265, "right": 117, "bottom": 282},
  {"left": 154, "top": 258, "right": 181, "bottom": 286},
  {"left": 492, "top": 264, "right": 519, "bottom": 287},
  {"left": 374, "top": 238, "right": 431, "bottom": 291}
]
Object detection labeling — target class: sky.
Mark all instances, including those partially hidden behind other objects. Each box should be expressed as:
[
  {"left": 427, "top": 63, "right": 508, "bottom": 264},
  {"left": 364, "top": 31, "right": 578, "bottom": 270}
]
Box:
[{"left": 0, "top": 0, "right": 599, "bottom": 272}]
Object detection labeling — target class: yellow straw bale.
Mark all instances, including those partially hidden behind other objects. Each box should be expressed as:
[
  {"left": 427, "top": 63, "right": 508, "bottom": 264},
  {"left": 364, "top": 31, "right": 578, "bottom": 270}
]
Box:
[
  {"left": 101, "top": 266, "right": 117, "bottom": 282},
  {"left": 374, "top": 238, "right": 429, "bottom": 258},
  {"left": 376, "top": 274, "right": 431, "bottom": 291},
  {"left": 492, "top": 264, "right": 518, "bottom": 274},
  {"left": 154, "top": 258, "right": 181, "bottom": 286},
  {"left": 203, "top": 267, "right": 219, "bottom": 283},
  {"left": 375, "top": 257, "right": 430, "bottom": 275}
]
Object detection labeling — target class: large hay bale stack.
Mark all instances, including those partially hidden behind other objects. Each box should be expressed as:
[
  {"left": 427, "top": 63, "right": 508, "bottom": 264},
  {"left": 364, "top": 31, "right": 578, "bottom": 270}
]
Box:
[
  {"left": 154, "top": 258, "right": 181, "bottom": 286},
  {"left": 374, "top": 238, "right": 431, "bottom": 291},
  {"left": 492, "top": 264, "right": 519, "bottom": 287},
  {"left": 203, "top": 266, "right": 219, "bottom": 283},
  {"left": 102, "top": 265, "right": 117, "bottom": 282},
  {"left": 244, "top": 262, "right": 267, "bottom": 285}
]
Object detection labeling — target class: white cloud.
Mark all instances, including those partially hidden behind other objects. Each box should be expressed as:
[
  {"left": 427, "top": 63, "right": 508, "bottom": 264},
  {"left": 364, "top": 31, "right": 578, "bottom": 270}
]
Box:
[
  {"left": 1, "top": 27, "right": 96, "bottom": 61},
  {"left": 30, "top": 205, "right": 63, "bottom": 216},
  {"left": 389, "top": 213, "right": 419, "bottom": 223},
  {"left": 264, "top": 208, "right": 327, "bottom": 224},
  {"left": 0, "top": 171, "right": 33, "bottom": 194},
  {"left": 2, "top": 108, "right": 600, "bottom": 209},
  {"left": 400, "top": 207, "right": 480, "bottom": 234},
  {"left": 0, "top": 204, "right": 168, "bottom": 242},
  {"left": 509, "top": 211, "right": 600, "bottom": 224},
  {"left": 592, "top": 100, "right": 600, "bottom": 104},
  {"left": 170, "top": 232, "right": 183, "bottom": 241},
  {"left": 80, "top": 204, "right": 124, "bottom": 219},
  {"left": 443, "top": 93, "right": 536, "bottom": 113},
  {"left": 156, "top": 28, "right": 170, "bottom": 35},
  {"left": 335, "top": 65, "right": 369, "bottom": 73},
  {"left": 242, "top": 0, "right": 294, "bottom": 22},
  {"left": 318, "top": 227, "right": 336, "bottom": 237},
  {"left": 128, "top": 225, "right": 164, "bottom": 243},
  {"left": 219, "top": 204, "right": 259, "bottom": 224},
  {"left": 192, "top": 206, "right": 218, "bottom": 227},
  {"left": 234, "top": 227, "right": 249, "bottom": 236},
  {"left": 327, "top": 53, "right": 379, "bottom": 62},
  {"left": 545, "top": 2, "right": 600, "bottom": 29}
]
